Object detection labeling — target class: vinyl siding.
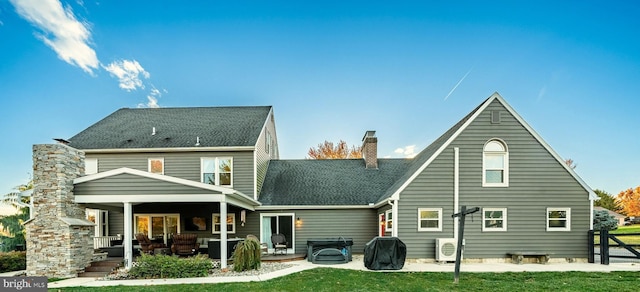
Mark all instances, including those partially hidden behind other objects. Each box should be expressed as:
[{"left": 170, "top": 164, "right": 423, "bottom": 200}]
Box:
[
  {"left": 397, "top": 99, "right": 590, "bottom": 259},
  {"left": 255, "top": 111, "right": 278, "bottom": 198},
  {"left": 245, "top": 209, "right": 378, "bottom": 254},
  {"left": 74, "top": 173, "right": 215, "bottom": 195},
  {"left": 85, "top": 151, "right": 255, "bottom": 195}
]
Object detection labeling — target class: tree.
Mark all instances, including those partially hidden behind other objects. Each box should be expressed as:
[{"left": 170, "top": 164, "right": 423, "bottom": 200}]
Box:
[
  {"left": 0, "top": 181, "right": 33, "bottom": 252},
  {"left": 307, "top": 140, "right": 362, "bottom": 159},
  {"left": 593, "top": 210, "right": 618, "bottom": 231},
  {"left": 594, "top": 189, "right": 619, "bottom": 211},
  {"left": 616, "top": 186, "right": 640, "bottom": 217}
]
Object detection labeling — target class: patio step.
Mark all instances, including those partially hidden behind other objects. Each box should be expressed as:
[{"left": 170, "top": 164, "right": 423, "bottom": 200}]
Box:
[{"left": 78, "top": 258, "right": 122, "bottom": 278}]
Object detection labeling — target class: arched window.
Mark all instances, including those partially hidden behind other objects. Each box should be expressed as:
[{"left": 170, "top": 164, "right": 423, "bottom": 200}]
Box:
[{"left": 483, "top": 139, "right": 509, "bottom": 187}]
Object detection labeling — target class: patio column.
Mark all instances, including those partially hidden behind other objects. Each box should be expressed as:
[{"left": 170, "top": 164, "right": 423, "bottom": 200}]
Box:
[
  {"left": 220, "top": 201, "right": 228, "bottom": 269},
  {"left": 124, "top": 202, "right": 133, "bottom": 268}
]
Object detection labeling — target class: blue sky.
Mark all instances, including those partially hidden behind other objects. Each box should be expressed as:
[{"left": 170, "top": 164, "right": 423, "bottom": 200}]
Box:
[{"left": 1, "top": 0, "right": 639, "bottom": 206}]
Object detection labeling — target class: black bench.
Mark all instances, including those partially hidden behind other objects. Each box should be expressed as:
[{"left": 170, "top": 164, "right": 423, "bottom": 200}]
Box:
[{"left": 507, "top": 251, "right": 550, "bottom": 264}]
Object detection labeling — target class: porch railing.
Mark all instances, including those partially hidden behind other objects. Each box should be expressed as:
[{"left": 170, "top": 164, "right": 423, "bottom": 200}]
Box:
[{"left": 93, "top": 235, "right": 121, "bottom": 249}]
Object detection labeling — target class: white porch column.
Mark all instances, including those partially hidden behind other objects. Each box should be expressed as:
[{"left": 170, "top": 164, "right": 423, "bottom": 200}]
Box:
[
  {"left": 124, "top": 202, "right": 133, "bottom": 269},
  {"left": 220, "top": 201, "right": 228, "bottom": 269}
]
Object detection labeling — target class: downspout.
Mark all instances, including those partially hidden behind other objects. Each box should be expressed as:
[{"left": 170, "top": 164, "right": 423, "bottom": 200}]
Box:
[
  {"left": 454, "top": 147, "right": 460, "bottom": 240},
  {"left": 388, "top": 199, "right": 398, "bottom": 237},
  {"left": 589, "top": 198, "right": 594, "bottom": 230}
]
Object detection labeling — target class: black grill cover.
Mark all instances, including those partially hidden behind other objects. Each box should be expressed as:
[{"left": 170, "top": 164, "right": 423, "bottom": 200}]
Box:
[{"left": 364, "top": 237, "right": 406, "bottom": 270}]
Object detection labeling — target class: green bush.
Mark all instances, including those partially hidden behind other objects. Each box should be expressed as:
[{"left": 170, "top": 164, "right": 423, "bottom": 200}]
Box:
[
  {"left": 232, "top": 238, "right": 261, "bottom": 272},
  {"left": 0, "top": 251, "right": 26, "bottom": 273},
  {"left": 128, "top": 253, "right": 213, "bottom": 279}
]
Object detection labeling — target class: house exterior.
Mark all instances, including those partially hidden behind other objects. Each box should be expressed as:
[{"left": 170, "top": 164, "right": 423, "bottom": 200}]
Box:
[{"left": 26, "top": 93, "right": 596, "bottom": 277}]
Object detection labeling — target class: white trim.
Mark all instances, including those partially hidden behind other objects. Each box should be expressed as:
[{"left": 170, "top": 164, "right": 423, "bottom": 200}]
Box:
[
  {"left": 482, "top": 208, "right": 507, "bottom": 232},
  {"left": 220, "top": 202, "right": 228, "bottom": 269},
  {"left": 482, "top": 139, "right": 509, "bottom": 187},
  {"left": 201, "top": 157, "right": 233, "bottom": 187},
  {"left": 148, "top": 157, "right": 164, "bottom": 175},
  {"left": 546, "top": 207, "right": 571, "bottom": 231},
  {"left": 134, "top": 213, "right": 180, "bottom": 243},
  {"left": 385, "top": 209, "right": 393, "bottom": 233},
  {"left": 81, "top": 146, "right": 255, "bottom": 153},
  {"left": 417, "top": 208, "right": 443, "bottom": 232},
  {"left": 76, "top": 194, "right": 224, "bottom": 203},
  {"left": 259, "top": 212, "right": 295, "bottom": 254},
  {"left": 378, "top": 93, "right": 595, "bottom": 204},
  {"left": 454, "top": 147, "right": 459, "bottom": 238},
  {"left": 253, "top": 149, "right": 258, "bottom": 201},
  {"left": 212, "top": 213, "right": 236, "bottom": 234},
  {"left": 124, "top": 202, "right": 133, "bottom": 269},
  {"left": 256, "top": 205, "right": 374, "bottom": 210}
]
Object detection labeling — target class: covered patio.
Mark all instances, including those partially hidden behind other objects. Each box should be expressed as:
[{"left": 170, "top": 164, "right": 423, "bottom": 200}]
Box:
[{"left": 73, "top": 167, "right": 261, "bottom": 269}]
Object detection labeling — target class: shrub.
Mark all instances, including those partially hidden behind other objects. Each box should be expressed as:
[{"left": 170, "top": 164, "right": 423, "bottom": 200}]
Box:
[
  {"left": 232, "top": 237, "right": 261, "bottom": 272},
  {"left": 593, "top": 210, "right": 618, "bottom": 231},
  {"left": 128, "top": 253, "right": 213, "bottom": 279},
  {"left": 0, "top": 251, "right": 26, "bottom": 273}
]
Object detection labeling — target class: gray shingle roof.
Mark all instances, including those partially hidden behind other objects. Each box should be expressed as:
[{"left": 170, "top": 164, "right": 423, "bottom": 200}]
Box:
[
  {"left": 259, "top": 159, "right": 412, "bottom": 206},
  {"left": 68, "top": 106, "right": 272, "bottom": 149},
  {"left": 258, "top": 97, "right": 487, "bottom": 207}
]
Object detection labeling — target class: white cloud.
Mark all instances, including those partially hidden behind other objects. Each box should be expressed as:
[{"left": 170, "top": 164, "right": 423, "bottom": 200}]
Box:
[
  {"left": 394, "top": 145, "right": 417, "bottom": 158},
  {"left": 10, "top": 0, "right": 99, "bottom": 74},
  {"left": 104, "top": 59, "right": 150, "bottom": 91},
  {"left": 137, "top": 86, "right": 162, "bottom": 108}
]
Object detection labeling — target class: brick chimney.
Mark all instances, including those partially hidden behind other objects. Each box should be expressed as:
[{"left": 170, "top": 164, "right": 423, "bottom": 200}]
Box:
[{"left": 362, "top": 131, "right": 378, "bottom": 169}]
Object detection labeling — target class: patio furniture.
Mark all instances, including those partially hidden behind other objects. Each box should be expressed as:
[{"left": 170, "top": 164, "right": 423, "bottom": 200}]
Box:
[
  {"left": 154, "top": 247, "right": 172, "bottom": 255},
  {"left": 171, "top": 234, "right": 199, "bottom": 256},
  {"left": 271, "top": 233, "right": 288, "bottom": 255},
  {"left": 135, "top": 233, "right": 166, "bottom": 254}
]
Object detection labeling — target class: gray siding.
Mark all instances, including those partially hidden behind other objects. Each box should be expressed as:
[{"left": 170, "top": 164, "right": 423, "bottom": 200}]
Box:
[
  {"left": 74, "top": 173, "right": 214, "bottom": 195},
  {"left": 255, "top": 112, "right": 278, "bottom": 198},
  {"left": 246, "top": 209, "right": 378, "bottom": 254},
  {"left": 398, "top": 99, "right": 590, "bottom": 259},
  {"left": 86, "top": 151, "right": 255, "bottom": 195}
]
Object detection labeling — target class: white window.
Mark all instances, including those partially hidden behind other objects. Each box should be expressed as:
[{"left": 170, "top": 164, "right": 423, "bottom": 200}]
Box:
[
  {"left": 547, "top": 208, "right": 571, "bottom": 231},
  {"left": 385, "top": 209, "right": 393, "bottom": 232},
  {"left": 85, "top": 158, "right": 98, "bottom": 175},
  {"left": 212, "top": 213, "right": 236, "bottom": 234},
  {"left": 201, "top": 157, "right": 233, "bottom": 186},
  {"left": 134, "top": 214, "right": 180, "bottom": 243},
  {"left": 148, "top": 158, "right": 164, "bottom": 175},
  {"left": 418, "top": 208, "right": 442, "bottom": 231},
  {"left": 483, "top": 139, "right": 509, "bottom": 187},
  {"left": 86, "top": 209, "right": 109, "bottom": 237},
  {"left": 482, "top": 208, "right": 507, "bottom": 231}
]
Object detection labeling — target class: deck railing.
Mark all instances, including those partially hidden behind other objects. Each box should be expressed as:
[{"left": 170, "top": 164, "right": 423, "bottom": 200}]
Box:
[{"left": 93, "top": 235, "right": 121, "bottom": 249}]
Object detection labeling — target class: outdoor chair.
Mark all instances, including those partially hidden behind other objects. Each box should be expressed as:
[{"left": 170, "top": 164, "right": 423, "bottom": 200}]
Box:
[
  {"left": 135, "top": 233, "right": 166, "bottom": 254},
  {"left": 171, "top": 233, "right": 200, "bottom": 256},
  {"left": 271, "top": 233, "right": 288, "bottom": 255}
]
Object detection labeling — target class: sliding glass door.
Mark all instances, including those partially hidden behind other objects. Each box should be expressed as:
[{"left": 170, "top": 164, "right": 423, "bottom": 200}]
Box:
[{"left": 260, "top": 213, "right": 294, "bottom": 252}]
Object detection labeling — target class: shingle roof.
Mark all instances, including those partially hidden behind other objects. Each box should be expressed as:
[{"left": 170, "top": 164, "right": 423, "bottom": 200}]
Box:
[
  {"left": 259, "top": 159, "right": 412, "bottom": 206},
  {"left": 68, "top": 106, "right": 272, "bottom": 149}
]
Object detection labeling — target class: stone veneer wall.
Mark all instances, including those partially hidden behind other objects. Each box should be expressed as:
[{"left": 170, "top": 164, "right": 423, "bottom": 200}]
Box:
[{"left": 25, "top": 144, "right": 95, "bottom": 278}]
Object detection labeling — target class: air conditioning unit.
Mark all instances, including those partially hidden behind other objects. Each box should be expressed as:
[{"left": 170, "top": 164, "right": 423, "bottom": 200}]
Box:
[{"left": 436, "top": 238, "right": 459, "bottom": 262}]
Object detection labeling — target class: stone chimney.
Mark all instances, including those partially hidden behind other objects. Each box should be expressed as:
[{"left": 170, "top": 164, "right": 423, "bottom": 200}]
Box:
[
  {"left": 25, "top": 144, "right": 94, "bottom": 278},
  {"left": 362, "top": 131, "right": 378, "bottom": 169}
]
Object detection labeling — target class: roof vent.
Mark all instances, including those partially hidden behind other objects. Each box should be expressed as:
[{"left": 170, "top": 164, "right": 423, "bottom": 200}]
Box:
[
  {"left": 195, "top": 136, "right": 200, "bottom": 146},
  {"left": 152, "top": 127, "right": 156, "bottom": 135}
]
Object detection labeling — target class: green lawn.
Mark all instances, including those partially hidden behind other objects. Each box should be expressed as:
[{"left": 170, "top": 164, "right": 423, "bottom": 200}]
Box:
[
  {"left": 53, "top": 269, "right": 640, "bottom": 292},
  {"left": 598, "top": 225, "right": 640, "bottom": 245}
]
